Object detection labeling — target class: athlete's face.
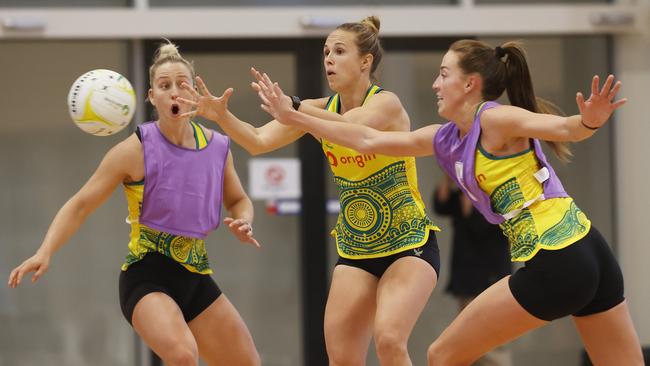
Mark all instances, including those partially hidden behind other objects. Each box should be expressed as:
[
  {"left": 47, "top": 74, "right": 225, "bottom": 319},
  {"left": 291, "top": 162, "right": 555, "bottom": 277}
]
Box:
[
  {"left": 432, "top": 51, "right": 472, "bottom": 119},
  {"left": 148, "top": 62, "right": 194, "bottom": 121},
  {"left": 323, "top": 30, "right": 367, "bottom": 91}
]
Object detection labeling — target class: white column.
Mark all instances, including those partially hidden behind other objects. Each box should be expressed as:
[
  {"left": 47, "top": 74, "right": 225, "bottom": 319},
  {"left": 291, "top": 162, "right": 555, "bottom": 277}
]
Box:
[
  {"left": 130, "top": 39, "right": 146, "bottom": 128},
  {"left": 614, "top": 22, "right": 650, "bottom": 343},
  {"left": 130, "top": 4, "right": 149, "bottom": 365},
  {"left": 133, "top": 0, "right": 149, "bottom": 11},
  {"left": 459, "top": 0, "right": 475, "bottom": 9}
]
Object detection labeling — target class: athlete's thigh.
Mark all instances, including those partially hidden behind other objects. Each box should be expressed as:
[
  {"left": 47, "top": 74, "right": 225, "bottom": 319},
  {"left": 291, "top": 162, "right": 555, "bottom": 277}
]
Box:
[
  {"left": 374, "top": 256, "right": 437, "bottom": 339},
  {"left": 432, "top": 276, "right": 546, "bottom": 364},
  {"left": 131, "top": 292, "right": 198, "bottom": 360},
  {"left": 188, "top": 295, "right": 259, "bottom": 366},
  {"left": 573, "top": 301, "right": 643, "bottom": 366},
  {"left": 324, "top": 264, "right": 379, "bottom": 363}
]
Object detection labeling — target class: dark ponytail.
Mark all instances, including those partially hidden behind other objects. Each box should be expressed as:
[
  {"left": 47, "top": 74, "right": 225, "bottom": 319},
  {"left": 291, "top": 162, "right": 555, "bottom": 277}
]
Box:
[{"left": 450, "top": 39, "right": 571, "bottom": 163}]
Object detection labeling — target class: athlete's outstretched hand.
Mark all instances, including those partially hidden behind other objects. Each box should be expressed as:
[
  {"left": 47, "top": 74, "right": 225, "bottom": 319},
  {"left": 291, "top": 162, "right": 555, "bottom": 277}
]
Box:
[
  {"left": 8, "top": 252, "right": 51, "bottom": 288},
  {"left": 576, "top": 74, "right": 626, "bottom": 129},
  {"left": 250, "top": 67, "right": 295, "bottom": 124},
  {"left": 178, "top": 76, "right": 234, "bottom": 123},
  {"left": 224, "top": 217, "right": 260, "bottom": 248}
]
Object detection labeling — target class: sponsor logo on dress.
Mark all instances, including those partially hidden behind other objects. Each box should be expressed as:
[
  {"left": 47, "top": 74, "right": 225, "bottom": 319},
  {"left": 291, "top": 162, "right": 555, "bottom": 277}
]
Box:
[{"left": 326, "top": 151, "right": 377, "bottom": 168}]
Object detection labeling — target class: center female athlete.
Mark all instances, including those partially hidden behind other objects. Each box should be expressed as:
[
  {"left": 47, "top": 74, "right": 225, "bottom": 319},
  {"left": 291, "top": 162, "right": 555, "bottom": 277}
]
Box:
[{"left": 178, "top": 16, "right": 440, "bottom": 366}]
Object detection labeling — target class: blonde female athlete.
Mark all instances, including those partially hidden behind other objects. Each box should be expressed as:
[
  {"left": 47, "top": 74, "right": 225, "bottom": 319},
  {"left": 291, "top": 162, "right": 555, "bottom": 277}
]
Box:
[
  {"left": 8, "top": 42, "right": 261, "bottom": 366},
  {"left": 179, "top": 16, "right": 440, "bottom": 366},
  {"left": 253, "top": 39, "right": 643, "bottom": 366}
]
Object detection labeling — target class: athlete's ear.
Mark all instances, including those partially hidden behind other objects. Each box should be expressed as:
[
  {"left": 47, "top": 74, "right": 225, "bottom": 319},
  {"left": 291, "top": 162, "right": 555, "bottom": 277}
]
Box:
[
  {"left": 148, "top": 88, "right": 155, "bottom": 106},
  {"left": 464, "top": 73, "right": 482, "bottom": 94},
  {"left": 361, "top": 53, "right": 373, "bottom": 72}
]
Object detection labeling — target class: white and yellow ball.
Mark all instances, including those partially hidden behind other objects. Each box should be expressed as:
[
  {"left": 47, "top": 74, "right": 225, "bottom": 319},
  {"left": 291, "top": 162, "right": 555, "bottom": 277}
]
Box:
[{"left": 67, "top": 69, "right": 136, "bottom": 136}]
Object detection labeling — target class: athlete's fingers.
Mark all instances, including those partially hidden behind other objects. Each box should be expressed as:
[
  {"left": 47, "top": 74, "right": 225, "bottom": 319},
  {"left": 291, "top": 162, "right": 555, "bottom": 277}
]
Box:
[
  {"left": 14, "top": 266, "right": 29, "bottom": 287},
  {"left": 257, "top": 91, "right": 272, "bottom": 107},
  {"left": 229, "top": 218, "right": 246, "bottom": 226},
  {"left": 9, "top": 264, "right": 27, "bottom": 287},
  {"left": 181, "top": 82, "right": 200, "bottom": 98},
  {"left": 608, "top": 81, "right": 622, "bottom": 100},
  {"left": 228, "top": 218, "right": 251, "bottom": 231},
  {"left": 253, "top": 69, "right": 269, "bottom": 87},
  {"left": 261, "top": 104, "right": 273, "bottom": 116},
  {"left": 176, "top": 97, "right": 198, "bottom": 107},
  {"left": 273, "top": 83, "right": 285, "bottom": 98},
  {"left": 600, "top": 74, "right": 614, "bottom": 96},
  {"left": 245, "top": 233, "right": 260, "bottom": 248},
  {"left": 179, "top": 110, "right": 197, "bottom": 118},
  {"left": 218, "top": 88, "right": 234, "bottom": 106},
  {"left": 576, "top": 92, "right": 586, "bottom": 115},
  {"left": 196, "top": 76, "right": 213, "bottom": 97},
  {"left": 255, "top": 71, "right": 266, "bottom": 84},
  {"left": 591, "top": 75, "right": 600, "bottom": 96},
  {"left": 611, "top": 98, "right": 627, "bottom": 110},
  {"left": 251, "top": 67, "right": 263, "bottom": 82},
  {"left": 258, "top": 78, "right": 272, "bottom": 94},
  {"left": 8, "top": 267, "right": 18, "bottom": 287},
  {"left": 262, "top": 73, "right": 275, "bottom": 89},
  {"left": 235, "top": 221, "right": 251, "bottom": 232},
  {"left": 249, "top": 238, "right": 260, "bottom": 248},
  {"left": 32, "top": 264, "right": 47, "bottom": 283}
]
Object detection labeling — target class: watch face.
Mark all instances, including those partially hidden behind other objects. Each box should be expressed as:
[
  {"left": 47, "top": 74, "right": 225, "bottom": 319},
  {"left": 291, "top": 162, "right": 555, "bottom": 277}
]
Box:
[{"left": 292, "top": 96, "right": 301, "bottom": 110}]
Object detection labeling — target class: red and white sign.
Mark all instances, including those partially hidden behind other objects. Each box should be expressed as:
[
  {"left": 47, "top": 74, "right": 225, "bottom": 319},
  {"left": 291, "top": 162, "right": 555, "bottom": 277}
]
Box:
[{"left": 248, "top": 158, "right": 301, "bottom": 200}]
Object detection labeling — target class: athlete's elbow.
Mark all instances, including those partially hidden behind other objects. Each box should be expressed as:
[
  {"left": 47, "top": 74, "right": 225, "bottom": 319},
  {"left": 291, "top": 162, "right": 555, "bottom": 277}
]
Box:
[
  {"left": 65, "top": 195, "right": 94, "bottom": 222},
  {"left": 240, "top": 137, "right": 270, "bottom": 156},
  {"left": 249, "top": 144, "right": 278, "bottom": 156},
  {"left": 224, "top": 195, "right": 252, "bottom": 214},
  {"left": 356, "top": 138, "right": 379, "bottom": 155},
  {"left": 247, "top": 147, "right": 265, "bottom": 156}
]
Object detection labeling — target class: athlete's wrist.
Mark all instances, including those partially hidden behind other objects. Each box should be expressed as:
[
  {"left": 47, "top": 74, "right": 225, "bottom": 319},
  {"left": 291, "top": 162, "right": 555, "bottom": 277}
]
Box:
[
  {"left": 579, "top": 117, "right": 599, "bottom": 131},
  {"left": 35, "top": 247, "right": 54, "bottom": 259}
]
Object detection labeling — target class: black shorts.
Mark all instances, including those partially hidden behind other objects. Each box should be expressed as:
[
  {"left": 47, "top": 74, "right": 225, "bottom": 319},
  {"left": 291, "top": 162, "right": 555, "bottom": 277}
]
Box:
[
  {"left": 509, "top": 226, "right": 624, "bottom": 321},
  {"left": 119, "top": 252, "right": 222, "bottom": 325},
  {"left": 336, "top": 231, "right": 440, "bottom": 278}
]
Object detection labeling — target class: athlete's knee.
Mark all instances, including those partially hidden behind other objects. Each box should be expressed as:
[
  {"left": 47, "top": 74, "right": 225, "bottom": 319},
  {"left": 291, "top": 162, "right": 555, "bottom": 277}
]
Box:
[
  {"left": 326, "top": 340, "right": 365, "bottom": 366},
  {"left": 164, "top": 344, "right": 199, "bottom": 366},
  {"left": 374, "top": 330, "right": 408, "bottom": 361},
  {"left": 326, "top": 346, "right": 365, "bottom": 366},
  {"left": 427, "top": 342, "right": 446, "bottom": 366},
  {"left": 328, "top": 359, "right": 365, "bottom": 366},
  {"left": 427, "top": 341, "right": 468, "bottom": 366}
]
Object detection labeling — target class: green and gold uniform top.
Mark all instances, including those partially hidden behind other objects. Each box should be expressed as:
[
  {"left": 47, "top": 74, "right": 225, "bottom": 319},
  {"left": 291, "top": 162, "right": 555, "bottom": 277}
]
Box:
[
  {"left": 475, "top": 144, "right": 591, "bottom": 261},
  {"left": 121, "top": 121, "right": 212, "bottom": 274},
  {"left": 323, "top": 85, "right": 439, "bottom": 259}
]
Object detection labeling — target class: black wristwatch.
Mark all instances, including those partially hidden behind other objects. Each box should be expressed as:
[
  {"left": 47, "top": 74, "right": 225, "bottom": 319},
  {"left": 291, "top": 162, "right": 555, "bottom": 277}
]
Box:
[{"left": 291, "top": 95, "right": 302, "bottom": 111}]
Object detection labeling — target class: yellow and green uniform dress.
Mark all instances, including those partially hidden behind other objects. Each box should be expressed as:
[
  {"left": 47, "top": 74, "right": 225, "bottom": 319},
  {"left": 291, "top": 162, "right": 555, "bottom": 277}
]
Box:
[
  {"left": 475, "top": 144, "right": 591, "bottom": 261},
  {"left": 121, "top": 121, "right": 212, "bottom": 274},
  {"left": 323, "top": 85, "right": 438, "bottom": 259}
]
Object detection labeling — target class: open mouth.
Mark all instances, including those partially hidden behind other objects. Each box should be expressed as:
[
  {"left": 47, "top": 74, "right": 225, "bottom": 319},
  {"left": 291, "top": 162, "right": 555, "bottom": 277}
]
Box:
[
  {"left": 326, "top": 71, "right": 335, "bottom": 76},
  {"left": 171, "top": 104, "right": 180, "bottom": 115}
]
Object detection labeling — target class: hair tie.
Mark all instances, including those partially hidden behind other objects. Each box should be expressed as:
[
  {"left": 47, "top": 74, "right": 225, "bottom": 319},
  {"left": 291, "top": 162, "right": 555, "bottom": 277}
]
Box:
[{"left": 495, "top": 46, "right": 506, "bottom": 59}]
